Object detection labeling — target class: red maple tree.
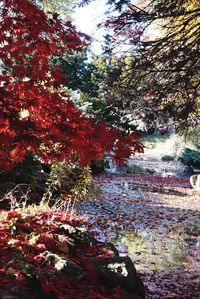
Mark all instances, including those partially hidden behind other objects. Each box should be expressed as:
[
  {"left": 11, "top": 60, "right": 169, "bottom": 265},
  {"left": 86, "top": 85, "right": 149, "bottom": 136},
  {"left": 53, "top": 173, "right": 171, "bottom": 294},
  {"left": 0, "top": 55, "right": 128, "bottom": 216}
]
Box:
[{"left": 0, "top": 0, "right": 143, "bottom": 170}]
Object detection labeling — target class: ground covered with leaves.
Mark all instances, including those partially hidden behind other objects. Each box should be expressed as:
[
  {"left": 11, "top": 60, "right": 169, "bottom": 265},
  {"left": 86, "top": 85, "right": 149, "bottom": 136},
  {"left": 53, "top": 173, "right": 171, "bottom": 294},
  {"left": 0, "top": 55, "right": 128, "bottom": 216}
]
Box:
[
  {"left": 76, "top": 173, "right": 200, "bottom": 298},
  {"left": 0, "top": 172, "right": 199, "bottom": 298},
  {"left": 0, "top": 206, "right": 144, "bottom": 299}
]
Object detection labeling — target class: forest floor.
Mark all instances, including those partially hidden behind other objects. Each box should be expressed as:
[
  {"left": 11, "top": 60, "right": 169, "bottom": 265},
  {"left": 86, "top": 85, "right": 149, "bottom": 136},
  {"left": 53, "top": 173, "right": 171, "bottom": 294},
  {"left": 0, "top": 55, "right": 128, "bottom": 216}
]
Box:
[{"left": 76, "top": 172, "right": 200, "bottom": 298}]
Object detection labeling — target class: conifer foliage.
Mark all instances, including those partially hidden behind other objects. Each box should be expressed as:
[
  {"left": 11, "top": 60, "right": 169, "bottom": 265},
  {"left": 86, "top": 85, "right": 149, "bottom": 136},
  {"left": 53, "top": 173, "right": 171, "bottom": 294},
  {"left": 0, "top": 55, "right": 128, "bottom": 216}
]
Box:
[
  {"left": 104, "top": 0, "right": 200, "bottom": 129},
  {"left": 0, "top": 0, "right": 143, "bottom": 170}
]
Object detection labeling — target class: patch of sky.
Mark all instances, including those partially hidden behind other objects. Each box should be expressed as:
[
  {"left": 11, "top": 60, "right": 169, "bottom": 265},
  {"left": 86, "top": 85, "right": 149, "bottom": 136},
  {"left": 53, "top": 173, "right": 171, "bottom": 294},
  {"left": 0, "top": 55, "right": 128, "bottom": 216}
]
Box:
[{"left": 73, "top": 0, "right": 108, "bottom": 55}]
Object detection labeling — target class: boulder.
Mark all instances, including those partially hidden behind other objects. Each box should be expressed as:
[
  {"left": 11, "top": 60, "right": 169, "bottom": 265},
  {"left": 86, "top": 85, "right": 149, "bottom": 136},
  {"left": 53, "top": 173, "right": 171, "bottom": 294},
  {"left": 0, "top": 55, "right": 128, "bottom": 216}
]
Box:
[
  {"left": 161, "top": 155, "right": 175, "bottom": 162},
  {"left": 145, "top": 168, "right": 156, "bottom": 175},
  {"left": 95, "top": 256, "right": 145, "bottom": 298},
  {"left": 58, "top": 223, "right": 93, "bottom": 245},
  {"left": 94, "top": 240, "right": 119, "bottom": 257},
  {"left": 56, "top": 258, "right": 83, "bottom": 280},
  {"left": 190, "top": 174, "right": 200, "bottom": 190},
  {"left": 44, "top": 252, "right": 84, "bottom": 280},
  {"left": 0, "top": 290, "right": 30, "bottom": 299}
]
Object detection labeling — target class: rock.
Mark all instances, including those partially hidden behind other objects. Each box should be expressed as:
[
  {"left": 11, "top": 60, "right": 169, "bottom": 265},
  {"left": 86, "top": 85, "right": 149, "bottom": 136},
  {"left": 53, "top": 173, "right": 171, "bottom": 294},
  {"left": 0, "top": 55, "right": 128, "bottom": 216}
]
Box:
[
  {"left": 145, "top": 168, "right": 156, "bottom": 175},
  {"left": 32, "top": 184, "right": 46, "bottom": 196},
  {"left": 0, "top": 289, "right": 30, "bottom": 299},
  {"left": 28, "top": 183, "right": 46, "bottom": 204},
  {"left": 56, "top": 258, "right": 83, "bottom": 280},
  {"left": 94, "top": 241, "right": 119, "bottom": 257},
  {"left": 127, "top": 165, "right": 145, "bottom": 174},
  {"left": 44, "top": 252, "right": 84, "bottom": 280},
  {"left": 95, "top": 256, "right": 145, "bottom": 298},
  {"left": 58, "top": 224, "right": 93, "bottom": 245},
  {"left": 182, "top": 165, "right": 193, "bottom": 175},
  {"left": 120, "top": 292, "right": 142, "bottom": 299},
  {"left": 161, "top": 155, "right": 175, "bottom": 162},
  {"left": 185, "top": 224, "right": 200, "bottom": 236},
  {"left": 190, "top": 174, "right": 200, "bottom": 190}
]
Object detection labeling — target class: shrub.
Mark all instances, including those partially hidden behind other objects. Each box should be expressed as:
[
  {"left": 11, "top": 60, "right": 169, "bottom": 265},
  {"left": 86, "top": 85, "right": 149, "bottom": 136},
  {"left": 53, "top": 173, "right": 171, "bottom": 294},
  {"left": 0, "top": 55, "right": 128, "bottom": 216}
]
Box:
[
  {"left": 127, "top": 165, "right": 145, "bottom": 174},
  {"left": 161, "top": 155, "right": 175, "bottom": 162},
  {"left": 42, "top": 160, "right": 93, "bottom": 206},
  {"left": 178, "top": 148, "right": 200, "bottom": 169},
  {"left": 0, "top": 154, "right": 43, "bottom": 184},
  {"left": 90, "top": 158, "right": 105, "bottom": 174}
]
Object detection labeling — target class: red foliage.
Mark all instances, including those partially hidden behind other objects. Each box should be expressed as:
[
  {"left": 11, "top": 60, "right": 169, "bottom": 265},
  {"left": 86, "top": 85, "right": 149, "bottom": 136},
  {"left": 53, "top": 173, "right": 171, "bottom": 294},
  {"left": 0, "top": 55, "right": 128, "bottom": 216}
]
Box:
[
  {"left": 0, "top": 209, "right": 125, "bottom": 298},
  {"left": 0, "top": 0, "right": 143, "bottom": 170}
]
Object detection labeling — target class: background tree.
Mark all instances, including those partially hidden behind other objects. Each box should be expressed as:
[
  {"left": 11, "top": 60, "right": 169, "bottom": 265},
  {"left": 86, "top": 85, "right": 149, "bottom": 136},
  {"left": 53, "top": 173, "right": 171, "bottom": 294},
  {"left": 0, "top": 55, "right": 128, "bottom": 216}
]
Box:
[
  {"left": 86, "top": 55, "right": 141, "bottom": 132},
  {"left": 104, "top": 0, "right": 200, "bottom": 130},
  {"left": 34, "top": 0, "right": 75, "bottom": 18},
  {"left": 91, "top": 55, "right": 151, "bottom": 132},
  {"left": 81, "top": 0, "right": 200, "bottom": 131},
  {"left": 56, "top": 50, "right": 100, "bottom": 97},
  {"left": 60, "top": 53, "right": 140, "bottom": 132},
  {"left": 51, "top": 47, "right": 138, "bottom": 132}
]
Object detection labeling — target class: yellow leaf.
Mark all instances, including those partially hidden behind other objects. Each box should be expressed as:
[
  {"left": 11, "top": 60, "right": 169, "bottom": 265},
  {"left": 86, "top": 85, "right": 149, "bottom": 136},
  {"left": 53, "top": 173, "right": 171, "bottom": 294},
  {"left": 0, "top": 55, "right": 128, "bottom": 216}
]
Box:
[
  {"left": 57, "top": 242, "right": 69, "bottom": 255},
  {"left": 5, "top": 267, "right": 16, "bottom": 276}
]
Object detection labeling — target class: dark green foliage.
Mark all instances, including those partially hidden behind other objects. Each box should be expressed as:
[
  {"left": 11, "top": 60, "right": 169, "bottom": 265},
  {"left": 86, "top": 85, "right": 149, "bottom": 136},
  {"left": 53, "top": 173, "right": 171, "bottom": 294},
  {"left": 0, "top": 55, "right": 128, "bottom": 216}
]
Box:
[
  {"left": 178, "top": 148, "right": 200, "bottom": 169},
  {"left": 0, "top": 154, "right": 43, "bottom": 184},
  {"left": 126, "top": 165, "right": 145, "bottom": 174},
  {"left": 57, "top": 51, "right": 100, "bottom": 97},
  {"left": 81, "top": 97, "right": 138, "bottom": 132},
  {"left": 90, "top": 158, "right": 105, "bottom": 174},
  {"left": 0, "top": 155, "right": 46, "bottom": 207},
  {"left": 161, "top": 155, "right": 175, "bottom": 162},
  {"left": 56, "top": 50, "right": 138, "bottom": 132}
]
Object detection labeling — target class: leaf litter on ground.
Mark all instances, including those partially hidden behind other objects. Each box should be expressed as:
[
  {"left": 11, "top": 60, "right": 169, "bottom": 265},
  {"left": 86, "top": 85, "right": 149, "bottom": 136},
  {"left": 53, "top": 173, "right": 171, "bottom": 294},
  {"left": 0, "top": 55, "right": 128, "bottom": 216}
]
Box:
[{"left": 75, "top": 173, "right": 200, "bottom": 298}]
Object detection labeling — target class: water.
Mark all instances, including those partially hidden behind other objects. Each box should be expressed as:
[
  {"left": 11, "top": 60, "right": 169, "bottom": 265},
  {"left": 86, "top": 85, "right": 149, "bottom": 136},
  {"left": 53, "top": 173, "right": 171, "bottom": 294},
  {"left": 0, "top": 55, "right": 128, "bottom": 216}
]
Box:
[{"left": 108, "top": 228, "right": 188, "bottom": 272}]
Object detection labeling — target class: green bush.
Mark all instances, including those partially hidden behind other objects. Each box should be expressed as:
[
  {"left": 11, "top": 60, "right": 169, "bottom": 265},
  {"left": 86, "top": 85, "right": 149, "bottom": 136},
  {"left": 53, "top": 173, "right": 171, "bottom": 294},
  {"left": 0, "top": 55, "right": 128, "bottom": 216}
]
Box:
[
  {"left": 161, "top": 155, "right": 175, "bottom": 162},
  {"left": 127, "top": 165, "right": 145, "bottom": 174},
  {"left": 90, "top": 158, "right": 105, "bottom": 174},
  {"left": 43, "top": 160, "right": 93, "bottom": 205},
  {"left": 0, "top": 154, "right": 43, "bottom": 184},
  {"left": 178, "top": 148, "right": 200, "bottom": 169}
]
